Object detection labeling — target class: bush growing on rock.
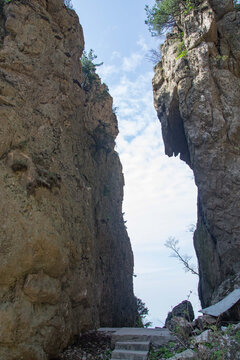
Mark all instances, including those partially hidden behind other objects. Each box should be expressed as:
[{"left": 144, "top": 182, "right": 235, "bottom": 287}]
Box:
[
  {"left": 234, "top": 0, "right": 240, "bottom": 10},
  {"left": 80, "top": 49, "right": 103, "bottom": 91},
  {"left": 145, "top": 0, "right": 202, "bottom": 36},
  {"left": 135, "top": 297, "right": 152, "bottom": 328}
]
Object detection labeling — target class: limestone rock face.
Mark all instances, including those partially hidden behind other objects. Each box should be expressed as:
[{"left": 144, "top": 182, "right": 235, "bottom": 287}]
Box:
[
  {"left": 153, "top": 1, "right": 240, "bottom": 309},
  {"left": 0, "top": 0, "right": 136, "bottom": 359}
]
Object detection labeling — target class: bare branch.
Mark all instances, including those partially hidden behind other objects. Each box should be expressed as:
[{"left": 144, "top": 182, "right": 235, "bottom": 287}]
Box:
[
  {"left": 145, "top": 49, "right": 162, "bottom": 65},
  {"left": 165, "top": 237, "right": 199, "bottom": 276}
]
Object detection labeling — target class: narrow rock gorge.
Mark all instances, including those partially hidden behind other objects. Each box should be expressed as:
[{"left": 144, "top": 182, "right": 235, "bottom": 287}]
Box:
[
  {"left": 0, "top": 0, "right": 136, "bottom": 359},
  {"left": 153, "top": 0, "right": 240, "bottom": 309}
]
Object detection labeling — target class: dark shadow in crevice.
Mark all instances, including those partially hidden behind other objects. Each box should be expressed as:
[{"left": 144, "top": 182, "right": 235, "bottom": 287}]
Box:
[{"left": 163, "top": 88, "right": 191, "bottom": 166}]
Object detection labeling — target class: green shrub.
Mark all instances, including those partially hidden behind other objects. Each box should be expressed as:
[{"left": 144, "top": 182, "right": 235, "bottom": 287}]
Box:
[
  {"left": 80, "top": 49, "right": 103, "bottom": 91},
  {"left": 176, "top": 38, "right": 188, "bottom": 59},
  {"left": 145, "top": 0, "right": 202, "bottom": 36},
  {"left": 80, "top": 50, "right": 111, "bottom": 102},
  {"left": 135, "top": 297, "right": 152, "bottom": 328},
  {"left": 233, "top": 0, "right": 240, "bottom": 10}
]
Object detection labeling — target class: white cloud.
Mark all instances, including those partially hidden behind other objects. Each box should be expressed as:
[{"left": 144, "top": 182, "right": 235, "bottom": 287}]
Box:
[
  {"left": 97, "top": 64, "right": 119, "bottom": 79},
  {"left": 137, "top": 36, "right": 149, "bottom": 51},
  {"left": 122, "top": 53, "right": 143, "bottom": 72},
  {"left": 97, "top": 44, "right": 199, "bottom": 326},
  {"left": 111, "top": 50, "right": 121, "bottom": 60}
]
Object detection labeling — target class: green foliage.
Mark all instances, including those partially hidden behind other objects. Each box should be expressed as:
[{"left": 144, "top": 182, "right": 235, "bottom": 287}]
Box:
[
  {"left": 145, "top": 0, "right": 180, "bottom": 36},
  {"left": 234, "top": 0, "right": 240, "bottom": 10},
  {"left": 184, "top": 0, "right": 195, "bottom": 14},
  {"left": 80, "top": 49, "right": 109, "bottom": 101},
  {"left": 149, "top": 346, "right": 174, "bottom": 359},
  {"left": 145, "top": 0, "right": 202, "bottom": 36},
  {"left": 149, "top": 342, "right": 185, "bottom": 360},
  {"left": 81, "top": 49, "right": 103, "bottom": 91},
  {"left": 210, "top": 349, "right": 227, "bottom": 360},
  {"left": 135, "top": 297, "right": 152, "bottom": 328},
  {"left": 234, "top": 330, "right": 240, "bottom": 344},
  {"left": 176, "top": 39, "right": 188, "bottom": 60}
]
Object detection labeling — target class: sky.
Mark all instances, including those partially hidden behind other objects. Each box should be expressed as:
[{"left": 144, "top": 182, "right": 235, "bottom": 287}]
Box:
[{"left": 72, "top": 0, "right": 200, "bottom": 326}]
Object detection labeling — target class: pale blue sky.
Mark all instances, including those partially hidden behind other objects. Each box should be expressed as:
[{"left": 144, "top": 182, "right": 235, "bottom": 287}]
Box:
[{"left": 72, "top": 0, "right": 200, "bottom": 326}]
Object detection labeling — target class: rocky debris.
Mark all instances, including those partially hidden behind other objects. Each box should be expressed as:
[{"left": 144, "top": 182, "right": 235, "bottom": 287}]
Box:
[
  {"left": 55, "top": 331, "right": 112, "bottom": 360},
  {"left": 57, "top": 325, "right": 240, "bottom": 360},
  {"left": 155, "top": 300, "right": 240, "bottom": 359},
  {"left": 149, "top": 318, "right": 240, "bottom": 360},
  {"left": 191, "top": 323, "right": 240, "bottom": 359},
  {"left": 194, "top": 314, "right": 217, "bottom": 330},
  {"left": 166, "top": 317, "right": 193, "bottom": 339},
  {"left": 152, "top": 0, "right": 240, "bottom": 310},
  {"left": 0, "top": 0, "right": 136, "bottom": 359},
  {"left": 165, "top": 301, "right": 195, "bottom": 328},
  {"left": 169, "top": 349, "right": 197, "bottom": 360},
  {"left": 193, "top": 329, "right": 212, "bottom": 344}
]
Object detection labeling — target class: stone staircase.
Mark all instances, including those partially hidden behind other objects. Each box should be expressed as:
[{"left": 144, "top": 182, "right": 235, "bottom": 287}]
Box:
[
  {"left": 111, "top": 340, "right": 150, "bottom": 360},
  {"left": 98, "top": 327, "right": 176, "bottom": 360}
]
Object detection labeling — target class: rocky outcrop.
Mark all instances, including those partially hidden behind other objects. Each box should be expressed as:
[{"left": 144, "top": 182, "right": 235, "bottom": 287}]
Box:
[
  {"left": 153, "top": 1, "right": 240, "bottom": 309},
  {"left": 165, "top": 300, "right": 195, "bottom": 328},
  {"left": 0, "top": 0, "right": 136, "bottom": 359}
]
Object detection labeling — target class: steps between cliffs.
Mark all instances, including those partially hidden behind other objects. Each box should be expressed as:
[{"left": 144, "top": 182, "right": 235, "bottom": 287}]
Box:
[{"left": 98, "top": 327, "right": 176, "bottom": 360}]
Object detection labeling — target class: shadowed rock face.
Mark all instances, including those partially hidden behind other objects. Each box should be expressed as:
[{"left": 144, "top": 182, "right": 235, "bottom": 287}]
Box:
[
  {"left": 153, "top": 1, "right": 240, "bottom": 309},
  {"left": 0, "top": 0, "right": 136, "bottom": 359}
]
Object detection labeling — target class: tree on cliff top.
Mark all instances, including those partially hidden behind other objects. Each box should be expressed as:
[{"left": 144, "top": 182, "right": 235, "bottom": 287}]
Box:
[
  {"left": 80, "top": 49, "right": 103, "bottom": 91},
  {"left": 145, "top": 0, "right": 202, "bottom": 36}
]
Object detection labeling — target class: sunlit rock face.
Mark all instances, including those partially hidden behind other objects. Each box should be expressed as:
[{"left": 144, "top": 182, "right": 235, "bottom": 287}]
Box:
[
  {"left": 0, "top": 0, "right": 136, "bottom": 358},
  {"left": 153, "top": 1, "right": 240, "bottom": 309}
]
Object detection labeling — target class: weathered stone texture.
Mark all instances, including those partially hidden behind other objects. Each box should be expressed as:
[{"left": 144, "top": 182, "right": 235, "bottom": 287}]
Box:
[
  {"left": 153, "top": 1, "right": 240, "bottom": 309},
  {"left": 0, "top": 0, "right": 136, "bottom": 359}
]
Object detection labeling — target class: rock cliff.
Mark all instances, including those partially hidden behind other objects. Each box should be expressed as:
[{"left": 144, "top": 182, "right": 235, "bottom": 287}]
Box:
[
  {"left": 153, "top": 1, "right": 240, "bottom": 309},
  {"left": 0, "top": 0, "right": 136, "bottom": 359}
]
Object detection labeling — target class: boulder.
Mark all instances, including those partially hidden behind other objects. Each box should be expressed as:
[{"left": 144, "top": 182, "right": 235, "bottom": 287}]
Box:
[{"left": 165, "top": 300, "right": 195, "bottom": 327}]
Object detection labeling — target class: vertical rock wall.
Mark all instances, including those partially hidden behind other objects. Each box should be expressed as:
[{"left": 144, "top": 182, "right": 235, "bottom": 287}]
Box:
[
  {"left": 153, "top": 0, "right": 240, "bottom": 308},
  {"left": 0, "top": 1, "right": 136, "bottom": 359}
]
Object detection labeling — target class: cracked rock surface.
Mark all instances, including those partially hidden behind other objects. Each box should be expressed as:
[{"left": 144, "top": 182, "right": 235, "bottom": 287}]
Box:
[
  {"left": 0, "top": 0, "right": 136, "bottom": 359},
  {"left": 153, "top": 1, "right": 240, "bottom": 309}
]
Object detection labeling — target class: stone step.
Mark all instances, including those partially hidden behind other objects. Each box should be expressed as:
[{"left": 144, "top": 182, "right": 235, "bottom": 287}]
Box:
[
  {"left": 115, "top": 341, "right": 150, "bottom": 351},
  {"left": 111, "top": 349, "right": 148, "bottom": 360},
  {"left": 104, "top": 327, "right": 176, "bottom": 347}
]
